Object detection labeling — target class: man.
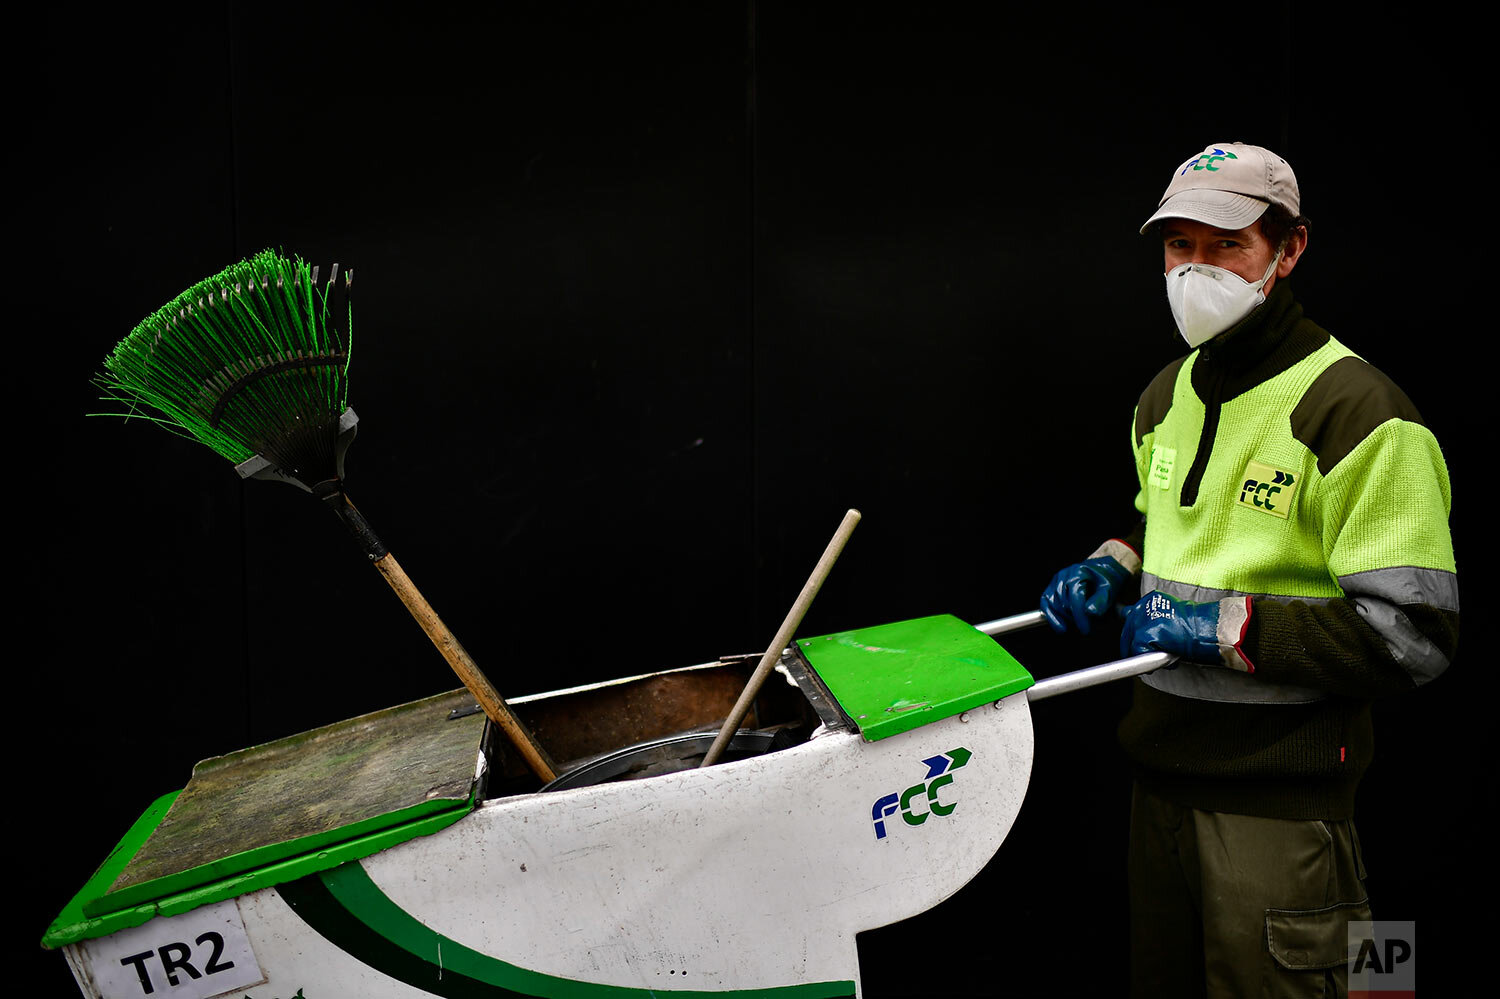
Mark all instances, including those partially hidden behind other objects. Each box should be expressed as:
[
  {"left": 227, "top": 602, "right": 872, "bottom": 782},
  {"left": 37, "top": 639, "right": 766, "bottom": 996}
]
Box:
[{"left": 1039, "top": 142, "right": 1458, "bottom": 997}]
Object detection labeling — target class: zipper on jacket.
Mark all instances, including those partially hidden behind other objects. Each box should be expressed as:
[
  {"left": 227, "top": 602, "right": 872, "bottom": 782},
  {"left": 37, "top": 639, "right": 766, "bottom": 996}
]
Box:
[{"left": 1180, "top": 365, "right": 1225, "bottom": 507}]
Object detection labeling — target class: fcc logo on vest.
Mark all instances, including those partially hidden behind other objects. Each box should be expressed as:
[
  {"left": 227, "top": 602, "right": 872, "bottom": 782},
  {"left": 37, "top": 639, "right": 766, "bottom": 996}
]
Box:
[
  {"left": 1237, "top": 459, "right": 1298, "bottom": 519},
  {"left": 1349, "top": 920, "right": 1414, "bottom": 997}
]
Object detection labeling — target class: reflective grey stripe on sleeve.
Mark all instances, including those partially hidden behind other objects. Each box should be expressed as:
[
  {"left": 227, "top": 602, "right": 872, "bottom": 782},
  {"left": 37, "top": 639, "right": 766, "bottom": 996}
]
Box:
[
  {"left": 1337, "top": 566, "right": 1459, "bottom": 612},
  {"left": 1139, "top": 574, "right": 1337, "bottom": 606},
  {"left": 1339, "top": 567, "right": 1458, "bottom": 686},
  {"left": 1143, "top": 660, "right": 1326, "bottom": 703},
  {"left": 1139, "top": 573, "right": 1327, "bottom": 704},
  {"left": 1090, "top": 538, "right": 1142, "bottom": 574}
]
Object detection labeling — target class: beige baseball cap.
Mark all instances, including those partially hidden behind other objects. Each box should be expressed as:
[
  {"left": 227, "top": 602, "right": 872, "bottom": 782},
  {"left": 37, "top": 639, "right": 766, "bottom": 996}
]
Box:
[{"left": 1140, "top": 142, "right": 1300, "bottom": 234}]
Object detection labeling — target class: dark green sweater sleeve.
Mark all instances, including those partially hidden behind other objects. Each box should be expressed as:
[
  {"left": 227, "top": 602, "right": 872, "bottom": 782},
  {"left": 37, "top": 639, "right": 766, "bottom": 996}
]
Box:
[
  {"left": 1244, "top": 358, "right": 1458, "bottom": 696},
  {"left": 1245, "top": 596, "right": 1457, "bottom": 697}
]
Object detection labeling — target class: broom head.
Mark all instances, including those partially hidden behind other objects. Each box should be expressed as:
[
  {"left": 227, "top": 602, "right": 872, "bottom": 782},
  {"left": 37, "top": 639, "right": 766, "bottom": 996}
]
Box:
[{"left": 97, "top": 249, "right": 355, "bottom": 491}]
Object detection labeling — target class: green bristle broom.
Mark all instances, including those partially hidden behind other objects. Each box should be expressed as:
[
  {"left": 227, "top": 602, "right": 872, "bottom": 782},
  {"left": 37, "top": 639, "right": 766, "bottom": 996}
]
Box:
[{"left": 96, "top": 248, "right": 558, "bottom": 782}]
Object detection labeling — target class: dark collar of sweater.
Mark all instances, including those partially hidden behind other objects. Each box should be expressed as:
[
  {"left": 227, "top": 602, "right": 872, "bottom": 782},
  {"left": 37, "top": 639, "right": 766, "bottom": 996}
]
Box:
[{"left": 1192, "top": 280, "right": 1331, "bottom": 401}]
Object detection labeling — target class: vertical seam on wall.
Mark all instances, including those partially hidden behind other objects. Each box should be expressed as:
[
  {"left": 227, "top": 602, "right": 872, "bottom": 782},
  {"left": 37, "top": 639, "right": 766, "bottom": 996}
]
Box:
[
  {"left": 224, "top": 0, "right": 254, "bottom": 745},
  {"left": 747, "top": 0, "right": 761, "bottom": 634}
]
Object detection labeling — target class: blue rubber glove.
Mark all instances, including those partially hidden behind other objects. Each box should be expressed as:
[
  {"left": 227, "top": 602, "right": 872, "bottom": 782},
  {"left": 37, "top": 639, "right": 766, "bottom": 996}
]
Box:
[
  {"left": 1119, "top": 590, "right": 1253, "bottom": 671},
  {"left": 1039, "top": 556, "right": 1133, "bottom": 635}
]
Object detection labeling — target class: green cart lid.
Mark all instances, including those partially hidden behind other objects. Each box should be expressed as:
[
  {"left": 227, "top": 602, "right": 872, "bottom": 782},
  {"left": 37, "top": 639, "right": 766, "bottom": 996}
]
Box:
[{"left": 798, "top": 614, "right": 1033, "bottom": 741}]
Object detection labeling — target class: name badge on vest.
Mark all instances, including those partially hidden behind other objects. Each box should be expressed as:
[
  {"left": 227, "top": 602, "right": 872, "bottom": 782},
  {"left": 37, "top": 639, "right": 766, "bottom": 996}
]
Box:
[
  {"left": 1237, "top": 460, "right": 1298, "bottom": 519},
  {"left": 1149, "top": 446, "right": 1176, "bottom": 491}
]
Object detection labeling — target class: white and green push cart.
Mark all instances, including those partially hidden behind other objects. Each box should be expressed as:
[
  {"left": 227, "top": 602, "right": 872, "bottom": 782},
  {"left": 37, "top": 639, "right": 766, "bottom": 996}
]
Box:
[
  {"left": 60, "top": 251, "right": 1171, "bottom": 997},
  {"left": 44, "top": 610, "right": 1169, "bottom": 999}
]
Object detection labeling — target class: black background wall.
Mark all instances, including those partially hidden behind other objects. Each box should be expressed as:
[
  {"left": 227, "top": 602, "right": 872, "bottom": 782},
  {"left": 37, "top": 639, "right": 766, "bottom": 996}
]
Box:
[{"left": 25, "top": 3, "right": 1487, "bottom": 994}]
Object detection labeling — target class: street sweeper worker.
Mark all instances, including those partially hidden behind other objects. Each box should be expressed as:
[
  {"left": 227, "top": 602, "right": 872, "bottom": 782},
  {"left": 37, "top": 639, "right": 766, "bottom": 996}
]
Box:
[{"left": 1037, "top": 141, "right": 1458, "bottom": 997}]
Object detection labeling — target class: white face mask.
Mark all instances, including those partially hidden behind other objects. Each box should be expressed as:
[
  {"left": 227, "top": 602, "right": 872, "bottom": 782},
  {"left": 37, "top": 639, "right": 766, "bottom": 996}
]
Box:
[{"left": 1165, "top": 249, "right": 1283, "bottom": 348}]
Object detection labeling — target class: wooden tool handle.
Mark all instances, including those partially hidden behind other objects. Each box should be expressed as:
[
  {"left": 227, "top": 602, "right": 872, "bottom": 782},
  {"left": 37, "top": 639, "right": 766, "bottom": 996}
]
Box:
[
  {"left": 371, "top": 553, "right": 558, "bottom": 781},
  {"left": 700, "top": 508, "right": 862, "bottom": 768},
  {"left": 328, "top": 491, "right": 558, "bottom": 782}
]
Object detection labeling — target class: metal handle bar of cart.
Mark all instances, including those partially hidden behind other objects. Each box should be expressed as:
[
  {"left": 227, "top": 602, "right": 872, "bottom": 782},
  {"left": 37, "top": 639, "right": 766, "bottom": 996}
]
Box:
[{"left": 972, "top": 610, "right": 1177, "bottom": 702}]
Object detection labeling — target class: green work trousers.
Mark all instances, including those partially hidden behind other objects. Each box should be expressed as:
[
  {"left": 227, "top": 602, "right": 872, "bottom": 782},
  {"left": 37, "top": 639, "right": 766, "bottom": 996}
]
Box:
[{"left": 1128, "top": 783, "right": 1372, "bottom": 998}]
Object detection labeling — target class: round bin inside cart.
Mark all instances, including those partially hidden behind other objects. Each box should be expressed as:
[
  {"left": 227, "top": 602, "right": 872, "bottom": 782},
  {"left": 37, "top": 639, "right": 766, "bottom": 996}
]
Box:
[{"left": 542, "top": 731, "right": 778, "bottom": 791}]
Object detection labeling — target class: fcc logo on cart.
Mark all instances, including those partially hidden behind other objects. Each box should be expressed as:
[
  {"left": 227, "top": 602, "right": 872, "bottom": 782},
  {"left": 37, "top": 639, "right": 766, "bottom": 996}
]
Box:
[{"left": 870, "top": 748, "right": 970, "bottom": 840}]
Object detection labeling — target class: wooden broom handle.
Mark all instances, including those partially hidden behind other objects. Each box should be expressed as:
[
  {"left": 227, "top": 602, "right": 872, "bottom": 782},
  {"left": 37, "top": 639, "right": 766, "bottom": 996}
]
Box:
[
  {"left": 700, "top": 508, "right": 861, "bottom": 768},
  {"left": 327, "top": 490, "right": 557, "bottom": 782},
  {"left": 371, "top": 553, "right": 558, "bottom": 782}
]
